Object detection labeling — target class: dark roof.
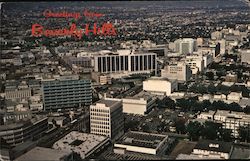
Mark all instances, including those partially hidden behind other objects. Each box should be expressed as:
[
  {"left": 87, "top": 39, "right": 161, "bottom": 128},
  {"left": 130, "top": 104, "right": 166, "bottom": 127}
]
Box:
[
  {"left": 194, "top": 139, "right": 233, "bottom": 153},
  {"left": 0, "top": 137, "right": 12, "bottom": 149},
  {"left": 116, "top": 131, "right": 167, "bottom": 149}
]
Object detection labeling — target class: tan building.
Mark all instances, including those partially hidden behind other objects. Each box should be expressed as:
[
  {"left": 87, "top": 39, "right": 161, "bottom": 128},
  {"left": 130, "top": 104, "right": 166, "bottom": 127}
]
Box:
[
  {"left": 143, "top": 77, "right": 178, "bottom": 96},
  {"left": 122, "top": 96, "right": 156, "bottom": 115},
  {"left": 225, "top": 73, "right": 238, "bottom": 83},
  {"left": 241, "top": 50, "right": 250, "bottom": 64},
  {"left": 90, "top": 99, "right": 124, "bottom": 140},
  {"left": 211, "top": 31, "right": 223, "bottom": 40},
  {"left": 91, "top": 72, "right": 112, "bottom": 85},
  {"left": 161, "top": 61, "right": 192, "bottom": 82}
]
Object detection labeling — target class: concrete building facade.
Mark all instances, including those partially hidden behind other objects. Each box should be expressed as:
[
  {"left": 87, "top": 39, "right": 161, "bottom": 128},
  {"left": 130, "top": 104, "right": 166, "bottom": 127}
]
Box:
[{"left": 90, "top": 99, "right": 124, "bottom": 140}]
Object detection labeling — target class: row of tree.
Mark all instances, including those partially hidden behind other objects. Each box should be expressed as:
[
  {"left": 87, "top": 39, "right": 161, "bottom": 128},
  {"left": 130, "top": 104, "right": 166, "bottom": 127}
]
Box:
[
  {"left": 186, "top": 82, "right": 250, "bottom": 96},
  {"left": 186, "top": 121, "right": 233, "bottom": 142},
  {"left": 172, "top": 118, "right": 250, "bottom": 143},
  {"left": 157, "top": 96, "right": 250, "bottom": 114}
]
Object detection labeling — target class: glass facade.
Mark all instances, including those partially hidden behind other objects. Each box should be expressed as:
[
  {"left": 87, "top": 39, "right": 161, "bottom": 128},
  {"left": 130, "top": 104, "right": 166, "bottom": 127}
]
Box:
[{"left": 42, "top": 79, "right": 92, "bottom": 110}]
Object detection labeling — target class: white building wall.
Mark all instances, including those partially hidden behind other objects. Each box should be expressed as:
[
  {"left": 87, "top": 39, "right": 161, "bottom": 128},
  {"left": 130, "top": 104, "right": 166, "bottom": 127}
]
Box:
[
  {"left": 114, "top": 144, "right": 157, "bottom": 155},
  {"left": 143, "top": 78, "right": 177, "bottom": 96}
]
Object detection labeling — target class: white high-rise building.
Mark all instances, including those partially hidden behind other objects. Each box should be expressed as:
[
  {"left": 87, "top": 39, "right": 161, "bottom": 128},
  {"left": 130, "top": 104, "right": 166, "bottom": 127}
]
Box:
[
  {"left": 174, "top": 38, "right": 197, "bottom": 55},
  {"left": 90, "top": 99, "right": 124, "bottom": 140}
]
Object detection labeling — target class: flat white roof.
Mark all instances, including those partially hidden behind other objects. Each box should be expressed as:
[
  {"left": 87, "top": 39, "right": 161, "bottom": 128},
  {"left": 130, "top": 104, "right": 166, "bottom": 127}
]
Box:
[{"left": 53, "top": 131, "right": 109, "bottom": 159}]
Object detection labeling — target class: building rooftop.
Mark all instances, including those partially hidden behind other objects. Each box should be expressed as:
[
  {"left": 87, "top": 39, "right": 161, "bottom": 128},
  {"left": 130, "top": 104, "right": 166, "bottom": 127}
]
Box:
[
  {"left": 0, "top": 115, "right": 47, "bottom": 131},
  {"left": 194, "top": 140, "right": 232, "bottom": 153},
  {"left": 230, "top": 145, "right": 250, "bottom": 159},
  {"left": 115, "top": 131, "right": 168, "bottom": 149},
  {"left": 176, "top": 153, "right": 218, "bottom": 160},
  {"left": 146, "top": 77, "right": 177, "bottom": 83},
  {"left": 102, "top": 151, "right": 167, "bottom": 160},
  {"left": 52, "top": 131, "right": 110, "bottom": 159},
  {"left": 14, "top": 147, "right": 71, "bottom": 161},
  {"left": 95, "top": 99, "right": 121, "bottom": 109}
]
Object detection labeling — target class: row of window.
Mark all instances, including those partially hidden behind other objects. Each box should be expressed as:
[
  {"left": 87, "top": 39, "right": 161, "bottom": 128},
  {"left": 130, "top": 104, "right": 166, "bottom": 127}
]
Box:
[
  {"left": 90, "top": 116, "right": 109, "bottom": 121},
  {"left": 91, "top": 124, "right": 110, "bottom": 129},
  {"left": 91, "top": 121, "right": 110, "bottom": 125},
  {"left": 90, "top": 112, "right": 109, "bottom": 117},
  {"left": 90, "top": 108, "right": 109, "bottom": 113}
]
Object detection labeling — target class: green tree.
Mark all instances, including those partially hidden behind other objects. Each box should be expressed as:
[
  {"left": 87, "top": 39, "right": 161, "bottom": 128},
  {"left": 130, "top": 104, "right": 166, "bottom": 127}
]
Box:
[
  {"left": 191, "top": 102, "right": 203, "bottom": 112},
  {"left": 219, "top": 128, "right": 233, "bottom": 142},
  {"left": 243, "top": 106, "right": 250, "bottom": 114},
  {"left": 239, "top": 126, "right": 250, "bottom": 142},
  {"left": 206, "top": 72, "right": 214, "bottom": 80},
  {"left": 141, "top": 124, "right": 150, "bottom": 133},
  {"left": 174, "top": 118, "right": 186, "bottom": 134},
  {"left": 228, "top": 102, "right": 242, "bottom": 112},
  {"left": 201, "top": 121, "right": 222, "bottom": 140},
  {"left": 158, "top": 97, "right": 176, "bottom": 110},
  {"left": 202, "top": 100, "right": 212, "bottom": 111},
  {"left": 207, "top": 84, "right": 217, "bottom": 94},
  {"left": 157, "top": 122, "right": 166, "bottom": 133},
  {"left": 186, "top": 121, "right": 204, "bottom": 141},
  {"left": 176, "top": 98, "right": 188, "bottom": 109},
  {"left": 124, "top": 120, "right": 140, "bottom": 132}
]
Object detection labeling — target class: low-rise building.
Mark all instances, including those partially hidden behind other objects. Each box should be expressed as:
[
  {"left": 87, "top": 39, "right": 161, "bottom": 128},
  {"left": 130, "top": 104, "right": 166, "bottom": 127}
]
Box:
[
  {"left": 197, "top": 111, "right": 215, "bottom": 120},
  {"left": 5, "top": 88, "right": 32, "bottom": 100},
  {"left": 240, "top": 50, "right": 250, "bottom": 64},
  {"left": 114, "top": 131, "right": 169, "bottom": 155},
  {"left": 91, "top": 72, "right": 112, "bottom": 85},
  {"left": 52, "top": 131, "right": 110, "bottom": 159},
  {"left": 192, "top": 140, "right": 233, "bottom": 159},
  {"left": 122, "top": 96, "right": 156, "bottom": 115},
  {"left": 0, "top": 115, "right": 48, "bottom": 146},
  {"left": 14, "top": 147, "right": 73, "bottom": 161},
  {"left": 227, "top": 92, "right": 242, "bottom": 103},
  {"left": 214, "top": 110, "right": 250, "bottom": 137},
  {"left": 225, "top": 73, "right": 238, "bottom": 83},
  {"left": 161, "top": 61, "right": 192, "bottom": 82},
  {"left": 196, "top": 110, "right": 250, "bottom": 138},
  {"left": 143, "top": 77, "right": 178, "bottom": 96}
]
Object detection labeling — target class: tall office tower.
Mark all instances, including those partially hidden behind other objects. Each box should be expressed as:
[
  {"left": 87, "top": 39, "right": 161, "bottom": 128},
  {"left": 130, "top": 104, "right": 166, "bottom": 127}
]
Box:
[
  {"left": 161, "top": 61, "right": 192, "bottom": 82},
  {"left": 42, "top": 76, "right": 92, "bottom": 111},
  {"left": 174, "top": 38, "right": 197, "bottom": 55},
  {"left": 90, "top": 99, "right": 124, "bottom": 140},
  {"left": 93, "top": 52, "right": 157, "bottom": 77}
]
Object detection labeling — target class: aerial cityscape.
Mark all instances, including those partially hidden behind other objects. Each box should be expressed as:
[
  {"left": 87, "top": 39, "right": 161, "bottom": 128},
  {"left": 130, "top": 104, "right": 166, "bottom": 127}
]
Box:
[{"left": 0, "top": 0, "right": 250, "bottom": 160}]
